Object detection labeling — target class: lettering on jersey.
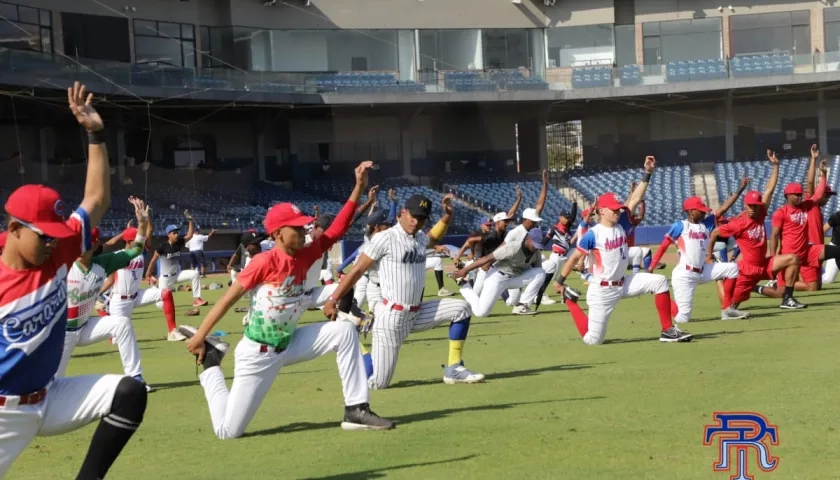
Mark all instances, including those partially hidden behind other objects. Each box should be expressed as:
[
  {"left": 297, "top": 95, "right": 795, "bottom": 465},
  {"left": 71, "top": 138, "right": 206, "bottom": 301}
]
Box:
[
  {"left": 401, "top": 248, "right": 426, "bottom": 264},
  {"left": 69, "top": 280, "right": 104, "bottom": 306},
  {"left": 3, "top": 281, "right": 67, "bottom": 355},
  {"left": 275, "top": 275, "right": 306, "bottom": 297},
  {"left": 747, "top": 225, "right": 765, "bottom": 241},
  {"left": 604, "top": 236, "right": 626, "bottom": 251},
  {"left": 127, "top": 258, "right": 143, "bottom": 270},
  {"left": 689, "top": 230, "right": 708, "bottom": 240},
  {"left": 166, "top": 252, "right": 181, "bottom": 259},
  {"left": 789, "top": 211, "right": 807, "bottom": 225}
]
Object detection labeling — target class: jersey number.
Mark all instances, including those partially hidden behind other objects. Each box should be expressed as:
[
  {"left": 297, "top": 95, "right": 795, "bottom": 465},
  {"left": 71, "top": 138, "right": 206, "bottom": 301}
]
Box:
[
  {"left": 620, "top": 246, "right": 627, "bottom": 260},
  {"left": 131, "top": 270, "right": 138, "bottom": 280}
]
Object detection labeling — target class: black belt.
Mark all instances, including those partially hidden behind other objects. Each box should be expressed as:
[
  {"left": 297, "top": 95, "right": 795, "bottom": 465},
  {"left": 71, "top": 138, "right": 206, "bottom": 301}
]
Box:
[
  {"left": 259, "top": 344, "right": 285, "bottom": 354},
  {"left": 119, "top": 293, "right": 138, "bottom": 300}
]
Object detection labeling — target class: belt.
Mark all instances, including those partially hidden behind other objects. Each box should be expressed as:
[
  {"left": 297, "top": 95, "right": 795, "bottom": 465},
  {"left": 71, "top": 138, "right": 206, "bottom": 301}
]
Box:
[
  {"left": 161, "top": 273, "right": 176, "bottom": 278},
  {"left": 0, "top": 387, "right": 47, "bottom": 407},
  {"left": 258, "top": 344, "right": 285, "bottom": 354},
  {"left": 120, "top": 293, "right": 138, "bottom": 300},
  {"left": 382, "top": 298, "right": 420, "bottom": 312},
  {"left": 599, "top": 278, "right": 624, "bottom": 287},
  {"left": 684, "top": 265, "right": 703, "bottom": 273}
]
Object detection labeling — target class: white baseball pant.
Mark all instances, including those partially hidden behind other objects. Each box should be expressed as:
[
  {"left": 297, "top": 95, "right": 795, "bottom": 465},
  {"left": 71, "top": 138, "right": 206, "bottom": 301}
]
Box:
[
  {"left": 628, "top": 247, "right": 651, "bottom": 270},
  {"left": 823, "top": 242, "right": 838, "bottom": 284},
  {"left": 581, "top": 273, "right": 669, "bottom": 345},
  {"left": 353, "top": 275, "right": 369, "bottom": 308},
  {"left": 108, "top": 288, "right": 163, "bottom": 318},
  {"left": 461, "top": 267, "right": 545, "bottom": 317},
  {"left": 57, "top": 315, "right": 143, "bottom": 378},
  {"left": 157, "top": 270, "right": 202, "bottom": 299},
  {"left": 671, "top": 263, "right": 739, "bottom": 323},
  {"left": 198, "top": 322, "right": 368, "bottom": 439},
  {"left": 301, "top": 283, "right": 339, "bottom": 309},
  {"left": 319, "top": 269, "right": 334, "bottom": 284},
  {"left": 365, "top": 279, "right": 383, "bottom": 312},
  {"left": 473, "top": 266, "right": 488, "bottom": 296},
  {"left": 230, "top": 269, "right": 239, "bottom": 284},
  {"left": 425, "top": 257, "right": 443, "bottom": 271},
  {"left": 506, "top": 254, "right": 564, "bottom": 305},
  {"left": 0, "top": 374, "right": 124, "bottom": 476},
  {"left": 369, "top": 298, "right": 471, "bottom": 390}
]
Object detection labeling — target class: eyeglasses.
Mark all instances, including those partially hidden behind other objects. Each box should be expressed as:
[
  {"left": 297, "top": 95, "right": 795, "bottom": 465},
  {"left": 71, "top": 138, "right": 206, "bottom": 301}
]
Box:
[{"left": 12, "top": 218, "right": 56, "bottom": 244}]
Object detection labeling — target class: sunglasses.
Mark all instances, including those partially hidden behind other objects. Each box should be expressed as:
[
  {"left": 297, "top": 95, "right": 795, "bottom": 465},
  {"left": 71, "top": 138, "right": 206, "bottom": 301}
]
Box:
[{"left": 12, "top": 218, "right": 56, "bottom": 244}]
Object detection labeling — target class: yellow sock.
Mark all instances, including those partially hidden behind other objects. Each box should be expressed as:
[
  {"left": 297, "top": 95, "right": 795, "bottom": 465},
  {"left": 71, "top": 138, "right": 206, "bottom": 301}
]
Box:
[
  {"left": 360, "top": 342, "right": 370, "bottom": 355},
  {"left": 448, "top": 340, "right": 464, "bottom": 366}
]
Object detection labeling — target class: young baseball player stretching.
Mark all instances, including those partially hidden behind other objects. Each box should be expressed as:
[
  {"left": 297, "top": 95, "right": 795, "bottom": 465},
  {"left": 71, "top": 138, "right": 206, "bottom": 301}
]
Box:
[
  {"left": 0, "top": 82, "right": 146, "bottom": 478},
  {"left": 554, "top": 157, "right": 694, "bottom": 345},
  {"left": 647, "top": 196, "right": 741, "bottom": 322},
  {"left": 180, "top": 161, "right": 394, "bottom": 439},
  {"left": 796, "top": 145, "right": 835, "bottom": 291},
  {"left": 58, "top": 197, "right": 154, "bottom": 393},
  {"left": 145, "top": 210, "right": 209, "bottom": 308},
  {"left": 324, "top": 193, "right": 483, "bottom": 388}
]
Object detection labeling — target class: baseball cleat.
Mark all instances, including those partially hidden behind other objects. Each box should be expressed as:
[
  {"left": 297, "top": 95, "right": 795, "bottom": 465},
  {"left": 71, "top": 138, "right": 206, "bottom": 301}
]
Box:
[
  {"left": 193, "top": 298, "right": 209, "bottom": 307},
  {"left": 341, "top": 403, "right": 395, "bottom": 431},
  {"left": 133, "top": 375, "right": 155, "bottom": 393},
  {"left": 443, "top": 364, "right": 486, "bottom": 384},
  {"left": 659, "top": 326, "right": 693, "bottom": 343},
  {"left": 177, "top": 324, "right": 231, "bottom": 370},
  {"left": 437, "top": 288, "right": 453, "bottom": 297},
  {"left": 540, "top": 295, "right": 556, "bottom": 305},
  {"left": 721, "top": 307, "right": 750, "bottom": 320},
  {"left": 780, "top": 297, "right": 807, "bottom": 309},
  {"left": 512, "top": 304, "right": 535, "bottom": 315},
  {"left": 167, "top": 330, "right": 187, "bottom": 342},
  {"left": 764, "top": 280, "right": 778, "bottom": 289},
  {"left": 562, "top": 286, "right": 581, "bottom": 303}
]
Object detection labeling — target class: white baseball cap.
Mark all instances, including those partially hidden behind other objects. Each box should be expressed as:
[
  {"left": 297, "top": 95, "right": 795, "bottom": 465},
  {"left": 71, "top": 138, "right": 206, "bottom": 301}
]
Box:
[
  {"left": 492, "top": 212, "right": 511, "bottom": 223},
  {"left": 522, "top": 208, "right": 543, "bottom": 222}
]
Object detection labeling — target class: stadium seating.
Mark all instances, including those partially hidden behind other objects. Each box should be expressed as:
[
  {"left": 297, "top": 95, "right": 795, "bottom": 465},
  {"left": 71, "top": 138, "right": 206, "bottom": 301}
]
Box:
[
  {"left": 730, "top": 54, "right": 794, "bottom": 78},
  {"left": 315, "top": 72, "right": 425, "bottom": 94},
  {"left": 619, "top": 65, "right": 642, "bottom": 86},
  {"left": 666, "top": 59, "right": 728, "bottom": 83},
  {"left": 566, "top": 164, "right": 693, "bottom": 225},
  {"left": 714, "top": 156, "right": 840, "bottom": 217},
  {"left": 571, "top": 66, "right": 612, "bottom": 88}
]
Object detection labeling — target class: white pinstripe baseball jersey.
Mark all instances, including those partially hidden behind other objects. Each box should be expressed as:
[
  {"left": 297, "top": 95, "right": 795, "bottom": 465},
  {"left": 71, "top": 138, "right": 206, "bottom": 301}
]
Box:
[{"left": 363, "top": 223, "right": 428, "bottom": 306}]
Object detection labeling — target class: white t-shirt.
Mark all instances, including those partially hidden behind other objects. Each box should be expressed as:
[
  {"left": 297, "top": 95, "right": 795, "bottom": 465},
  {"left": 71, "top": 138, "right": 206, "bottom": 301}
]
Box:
[
  {"left": 186, "top": 234, "right": 209, "bottom": 252},
  {"left": 504, "top": 224, "right": 527, "bottom": 244}
]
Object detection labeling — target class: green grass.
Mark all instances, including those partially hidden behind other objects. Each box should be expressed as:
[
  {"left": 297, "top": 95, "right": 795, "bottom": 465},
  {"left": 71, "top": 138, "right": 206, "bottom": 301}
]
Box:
[{"left": 10, "top": 273, "right": 840, "bottom": 480}]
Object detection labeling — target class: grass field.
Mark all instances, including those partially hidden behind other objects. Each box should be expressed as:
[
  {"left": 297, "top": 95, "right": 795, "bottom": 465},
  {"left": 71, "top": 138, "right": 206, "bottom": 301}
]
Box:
[{"left": 10, "top": 270, "right": 840, "bottom": 480}]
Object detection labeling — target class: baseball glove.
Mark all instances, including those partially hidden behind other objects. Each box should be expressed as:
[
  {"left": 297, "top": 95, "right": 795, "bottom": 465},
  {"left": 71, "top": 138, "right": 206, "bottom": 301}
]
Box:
[{"left": 184, "top": 306, "right": 201, "bottom": 316}]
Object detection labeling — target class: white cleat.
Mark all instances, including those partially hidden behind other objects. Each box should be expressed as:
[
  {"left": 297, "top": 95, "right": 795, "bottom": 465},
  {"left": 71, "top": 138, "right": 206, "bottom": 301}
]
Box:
[
  {"left": 721, "top": 307, "right": 750, "bottom": 320},
  {"left": 512, "top": 304, "right": 535, "bottom": 315},
  {"left": 540, "top": 295, "right": 556, "bottom": 305},
  {"left": 167, "top": 330, "right": 187, "bottom": 342},
  {"left": 438, "top": 288, "right": 453, "bottom": 297}
]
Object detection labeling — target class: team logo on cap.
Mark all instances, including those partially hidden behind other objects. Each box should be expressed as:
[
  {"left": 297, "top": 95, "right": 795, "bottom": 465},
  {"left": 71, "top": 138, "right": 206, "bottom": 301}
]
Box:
[
  {"left": 419, "top": 200, "right": 429, "bottom": 208},
  {"left": 54, "top": 199, "right": 66, "bottom": 217},
  {"left": 291, "top": 204, "right": 301, "bottom": 214}
]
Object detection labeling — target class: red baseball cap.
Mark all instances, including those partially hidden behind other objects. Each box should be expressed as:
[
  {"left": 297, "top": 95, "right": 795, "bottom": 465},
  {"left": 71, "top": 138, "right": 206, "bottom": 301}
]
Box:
[
  {"left": 783, "top": 183, "right": 803, "bottom": 195},
  {"left": 264, "top": 203, "right": 314, "bottom": 233},
  {"left": 0, "top": 231, "right": 6, "bottom": 248},
  {"left": 682, "top": 196, "right": 711, "bottom": 213},
  {"left": 596, "top": 193, "right": 626, "bottom": 211},
  {"left": 4, "top": 184, "right": 75, "bottom": 239},
  {"left": 743, "top": 190, "right": 764, "bottom": 206},
  {"left": 122, "top": 227, "right": 138, "bottom": 242}
]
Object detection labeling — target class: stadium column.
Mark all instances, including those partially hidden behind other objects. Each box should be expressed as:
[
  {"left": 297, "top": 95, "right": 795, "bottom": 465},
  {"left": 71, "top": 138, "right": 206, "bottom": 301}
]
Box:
[
  {"left": 724, "top": 91, "right": 734, "bottom": 162},
  {"left": 116, "top": 127, "right": 127, "bottom": 181},
  {"left": 37, "top": 106, "right": 50, "bottom": 182},
  {"left": 818, "top": 89, "right": 828, "bottom": 154},
  {"left": 538, "top": 106, "right": 548, "bottom": 171},
  {"left": 400, "top": 108, "right": 419, "bottom": 176}
]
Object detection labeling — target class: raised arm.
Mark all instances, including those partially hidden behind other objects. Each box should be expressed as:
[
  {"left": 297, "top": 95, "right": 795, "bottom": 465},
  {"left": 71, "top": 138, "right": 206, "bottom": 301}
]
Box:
[
  {"left": 357, "top": 185, "right": 379, "bottom": 216},
  {"left": 507, "top": 185, "right": 523, "bottom": 219},
  {"left": 69, "top": 82, "right": 111, "bottom": 227},
  {"left": 386, "top": 189, "right": 398, "bottom": 222},
  {"left": 625, "top": 156, "right": 655, "bottom": 213},
  {"left": 715, "top": 176, "right": 750, "bottom": 218},
  {"left": 324, "top": 254, "right": 377, "bottom": 320},
  {"left": 307, "top": 161, "right": 373, "bottom": 256},
  {"left": 535, "top": 170, "right": 548, "bottom": 215},
  {"left": 648, "top": 221, "right": 683, "bottom": 272},
  {"left": 811, "top": 160, "right": 828, "bottom": 200},
  {"left": 100, "top": 198, "right": 151, "bottom": 274},
  {"left": 805, "top": 144, "right": 819, "bottom": 196},
  {"left": 183, "top": 210, "right": 195, "bottom": 241},
  {"left": 762, "top": 150, "right": 780, "bottom": 205},
  {"left": 428, "top": 193, "right": 455, "bottom": 247}
]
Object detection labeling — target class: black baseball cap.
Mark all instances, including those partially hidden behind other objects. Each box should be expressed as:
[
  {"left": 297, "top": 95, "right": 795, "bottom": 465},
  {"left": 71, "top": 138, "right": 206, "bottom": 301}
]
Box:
[
  {"left": 405, "top": 194, "right": 433, "bottom": 219},
  {"left": 366, "top": 209, "right": 394, "bottom": 227},
  {"left": 240, "top": 231, "right": 265, "bottom": 246}
]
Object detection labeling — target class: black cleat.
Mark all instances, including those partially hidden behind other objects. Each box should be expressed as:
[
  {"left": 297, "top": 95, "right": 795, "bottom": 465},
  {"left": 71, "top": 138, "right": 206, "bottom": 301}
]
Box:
[
  {"left": 659, "top": 326, "right": 693, "bottom": 343},
  {"left": 780, "top": 297, "right": 807, "bottom": 310},
  {"left": 341, "top": 403, "right": 395, "bottom": 431},
  {"left": 177, "top": 324, "right": 230, "bottom": 370}
]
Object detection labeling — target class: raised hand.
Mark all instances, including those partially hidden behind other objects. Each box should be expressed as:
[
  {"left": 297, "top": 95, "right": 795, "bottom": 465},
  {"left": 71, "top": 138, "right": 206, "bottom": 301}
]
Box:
[
  {"left": 740, "top": 177, "right": 751, "bottom": 189},
  {"left": 184, "top": 209, "right": 193, "bottom": 221},
  {"left": 767, "top": 149, "right": 779, "bottom": 165},
  {"left": 67, "top": 82, "right": 104, "bottom": 133},
  {"left": 515, "top": 184, "right": 522, "bottom": 197},
  {"left": 388, "top": 188, "right": 397, "bottom": 202},
  {"left": 811, "top": 144, "right": 820, "bottom": 159},
  {"left": 368, "top": 185, "right": 380, "bottom": 199},
  {"left": 354, "top": 160, "right": 375, "bottom": 190},
  {"left": 442, "top": 193, "right": 455, "bottom": 215},
  {"left": 820, "top": 159, "right": 828, "bottom": 175},
  {"left": 542, "top": 169, "right": 548, "bottom": 183},
  {"left": 644, "top": 156, "right": 655, "bottom": 173}
]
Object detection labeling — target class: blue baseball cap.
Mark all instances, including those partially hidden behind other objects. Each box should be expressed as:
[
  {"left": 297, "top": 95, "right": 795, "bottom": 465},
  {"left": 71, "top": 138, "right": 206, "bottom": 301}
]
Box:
[
  {"left": 165, "top": 224, "right": 180, "bottom": 234},
  {"left": 480, "top": 216, "right": 492, "bottom": 226},
  {"left": 528, "top": 227, "right": 546, "bottom": 250},
  {"left": 366, "top": 209, "right": 394, "bottom": 227}
]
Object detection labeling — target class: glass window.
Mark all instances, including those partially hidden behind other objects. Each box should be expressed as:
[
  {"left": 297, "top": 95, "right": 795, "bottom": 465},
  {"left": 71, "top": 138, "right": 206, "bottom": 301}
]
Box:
[
  {"left": 157, "top": 22, "right": 180, "bottom": 38},
  {"left": 482, "top": 29, "right": 508, "bottom": 68},
  {"left": 134, "top": 20, "right": 156, "bottom": 36},
  {"left": 643, "top": 35, "right": 660, "bottom": 65},
  {"left": 615, "top": 25, "right": 636, "bottom": 66},
  {"left": 182, "top": 40, "right": 195, "bottom": 69},
  {"left": 730, "top": 11, "right": 810, "bottom": 56},
  {"left": 39, "top": 9, "right": 50, "bottom": 26},
  {"left": 827, "top": 7, "right": 840, "bottom": 23},
  {"left": 643, "top": 18, "right": 721, "bottom": 64},
  {"left": 826, "top": 19, "right": 840, "bottom": 52},
  {"left": 181, "top": 24, "right": 193, "bottom": 39},
  {"left": 135, "top": 36, "right": 185, "bottom": 66},
  {"left": 0, "top": 3, "right": 18, "bottom": 22},
  {"left": 418, "top": 30, "right": 438, "bottom": 71},
  {"left": 547, "top": 24, "right": 614, "bottom": 67},
  {"left": 17, "top": 6, "right": 37, "bottom": 25},
  {"left": 40, "top": 27, "right": 51, "bottom": 53},
  {"left": 0, "top": 21, "right": 40, "bottom": 52}
]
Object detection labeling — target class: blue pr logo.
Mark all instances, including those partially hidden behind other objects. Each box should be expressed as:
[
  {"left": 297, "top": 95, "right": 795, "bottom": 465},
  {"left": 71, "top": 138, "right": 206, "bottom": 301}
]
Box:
[{"left": 703, "top": 412, "right": 780, "bottom": 480}]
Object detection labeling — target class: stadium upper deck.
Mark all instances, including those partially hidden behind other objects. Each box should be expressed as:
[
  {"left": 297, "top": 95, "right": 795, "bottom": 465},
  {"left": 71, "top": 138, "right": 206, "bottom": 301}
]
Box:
[{"left": 3, "top": 0, "right": 840, "bottom": 104}]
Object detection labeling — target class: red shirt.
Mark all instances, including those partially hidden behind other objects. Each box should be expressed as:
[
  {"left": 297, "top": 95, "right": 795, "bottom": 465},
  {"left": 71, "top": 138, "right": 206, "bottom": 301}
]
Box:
[
  {"left": 718, "top": 211, "right": 767, "bottom": 266},
  {"left": 237, "top": 200, "right": 356, "bottom": 293},
  {"left": 772, "top": 203, "right": 815, "bottom": 256},
  {"left": 805, "top": 178, "right": 827, "bottom": 245}
]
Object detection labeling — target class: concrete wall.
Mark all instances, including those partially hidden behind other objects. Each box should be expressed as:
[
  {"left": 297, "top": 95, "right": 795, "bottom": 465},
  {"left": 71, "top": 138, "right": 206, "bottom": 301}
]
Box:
[{"left": 634, "top": 0, "right": 823, "bottom": 23}]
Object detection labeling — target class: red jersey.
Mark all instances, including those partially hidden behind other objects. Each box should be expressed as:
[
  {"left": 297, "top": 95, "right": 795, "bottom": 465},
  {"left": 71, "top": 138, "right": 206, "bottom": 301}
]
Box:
[
  {"left": 718, "top": 211, "right": 767, "bottom": 266},
  {"left": 805, "top": 178, "right": 827, "bottom": 245},
  {"left": 772, "top": 202, "right": 816, "bottom": 256}
]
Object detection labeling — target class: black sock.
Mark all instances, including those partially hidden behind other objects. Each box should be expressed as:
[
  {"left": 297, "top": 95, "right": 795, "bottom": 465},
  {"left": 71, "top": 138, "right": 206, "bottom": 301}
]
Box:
[
  {"left": 76, "top": 377, "right": 147, "bottom": 480},
  {"left": 826, "top": 245, "right": 840, "bottom": 262},
  {"left": 783, "top": 286, "right": 794, "bottom": 300},
  {"left": 534, "top": 276, "right": 555, "bottom": 309},
  {"left": 338, "top": 288, "right": 354, "bottom": 313},
  {"left": 434, "top": 270, "right": 444, "bottom": 289},
  {"left": 752, "top": 285, "right": 764, "bottom": 294}
]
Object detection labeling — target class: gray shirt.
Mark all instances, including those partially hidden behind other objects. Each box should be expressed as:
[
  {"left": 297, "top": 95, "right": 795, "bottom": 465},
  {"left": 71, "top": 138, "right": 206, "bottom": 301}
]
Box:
[{"left": 492, "top": 238, "right": 541, "bottom": 276}]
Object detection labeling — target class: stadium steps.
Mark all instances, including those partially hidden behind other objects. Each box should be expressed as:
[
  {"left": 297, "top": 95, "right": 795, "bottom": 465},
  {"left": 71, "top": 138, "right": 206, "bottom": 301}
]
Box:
[{"left": 690, "top": 162, "right": 719, "bottom": 209}]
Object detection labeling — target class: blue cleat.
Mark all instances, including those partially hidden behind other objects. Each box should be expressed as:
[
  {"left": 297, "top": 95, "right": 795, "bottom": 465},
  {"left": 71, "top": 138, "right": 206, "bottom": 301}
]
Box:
[{"left": 442, "top": 363, "right": 485, "bottom": 384}]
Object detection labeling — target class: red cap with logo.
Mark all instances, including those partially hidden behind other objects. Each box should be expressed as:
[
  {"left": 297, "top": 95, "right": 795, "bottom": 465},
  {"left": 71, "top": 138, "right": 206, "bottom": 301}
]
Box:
[
  {"left": 743, "top": 190, "right": 764, "bottom": 206},
  {"left": 4, "top": 184, "right": 75, "bottom": 239},
  {"left": 682, "top": 196, "right": 711, "bottom": 213},
  {"left": 122, "top": 227, "right": 138, "bottom": 242},
  {"left": 783, "top": 182, "right": 803, "bottom": 195},
  {"left": 264, "top": 203, "right": 314, "bottom": 233},
  {"left": 596, "top": 193, "right": 627, "bottom": 211}
]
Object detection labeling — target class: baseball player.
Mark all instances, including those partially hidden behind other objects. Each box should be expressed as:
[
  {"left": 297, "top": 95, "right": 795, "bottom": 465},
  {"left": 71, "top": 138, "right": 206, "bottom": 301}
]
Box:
[
  {"left": 186, "top": 227, "right": 215, "bottom": 277},
  {"left": 58, "top": 198, "right": 153, "bottom": 392},
  {"left": 106, "top": 225, "right": 183, "bottom": 341},
  {"left": 452, "top": 227, "right": 548, "bottom": 317},
  {"left": 529, "top": 201, "right": 580, "bottom": 310},
  {"left": 324, "top": 193, "right": 484, "bottom": 388},
  {"left": 502, "top": 171, "right": 548, "bottom": 309},
  {"left": 647, "top": 196, "right": 742, "bottom": 322},
  {"left": 554, "top": 157, "right": 694, "bottom": 345},
  {"left": 706, "top": 154, "right": 802, "bottom": 309},
  {"left": 797, "top": 145, "right": 836, "bottom": 291},
  {"left": 145, "top": 210, "right": 209, "bottom": 307},
  {"left": 0, "top": 82, "right": 146, "bottom": 478},
  {"left": 230, "top": 231, "right": 267, "bottom": 326},
  {"left": 821, "top": 209, "right": 840, "bottom": 284},
  {"left": 426, "top": 246, "right": 454, "bottom": 296},
  {"left": 179, "top": 161, "right": 394, "bottom": 438}
]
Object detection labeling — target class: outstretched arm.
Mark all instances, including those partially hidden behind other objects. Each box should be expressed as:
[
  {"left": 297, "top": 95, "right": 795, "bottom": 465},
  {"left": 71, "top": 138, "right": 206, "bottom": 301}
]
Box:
[
  {"left": 625, "top": 156, "right": 655, "bottom": 213},
  {"left": 507, "top": 185, "right": 523, "bottom": 219},
  {"left": 715, "top": 176, "right": 750, "bottom": 218},
  {"left": 805, "top": 144, "right": 819, "bottom": 196},
  {"left": 535, "top": 170, "right": 548, "bottom": 215},
  {"left": 762, "top": 150, "right": 781, "bottom": 205},
  {"left": 68, "top": 83, "right": 111, "bottom": 228},
  {"left": 428, "top": 194, "right": 455, "bottom": 247}
]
